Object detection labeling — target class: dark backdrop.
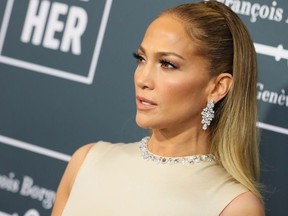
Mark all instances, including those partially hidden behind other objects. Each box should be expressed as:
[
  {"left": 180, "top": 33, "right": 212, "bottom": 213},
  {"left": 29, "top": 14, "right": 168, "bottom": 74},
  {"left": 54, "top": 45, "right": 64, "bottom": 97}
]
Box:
[{"left": 0, "top": 0, "right": 287, "bottom": 215}]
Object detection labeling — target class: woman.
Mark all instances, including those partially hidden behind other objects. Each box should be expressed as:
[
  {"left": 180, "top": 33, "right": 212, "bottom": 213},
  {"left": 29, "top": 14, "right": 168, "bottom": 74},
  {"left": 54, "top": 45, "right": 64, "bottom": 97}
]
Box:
[{"left": 52, "top": 1, "right": 264, "bottom": 215}]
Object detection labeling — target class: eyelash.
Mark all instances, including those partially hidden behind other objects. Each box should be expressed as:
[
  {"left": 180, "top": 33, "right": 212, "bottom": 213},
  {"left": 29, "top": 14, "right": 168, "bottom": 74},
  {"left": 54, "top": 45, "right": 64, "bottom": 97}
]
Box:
[
  {"left": 159, "top": 59, "right": 178, "bottom": 69},
  {"left": 133, "top": 53, "right": 146, "bottom": 64},
  {"left": 132, "top": 52, "right": 178, "bottom": 70}
]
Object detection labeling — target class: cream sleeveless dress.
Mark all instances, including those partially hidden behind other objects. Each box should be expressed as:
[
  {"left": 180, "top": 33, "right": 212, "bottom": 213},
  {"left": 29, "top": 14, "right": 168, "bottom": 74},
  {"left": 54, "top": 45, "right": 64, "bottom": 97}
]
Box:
[{"left": 61, "top": 139, "right": 248, "bottom": 216}]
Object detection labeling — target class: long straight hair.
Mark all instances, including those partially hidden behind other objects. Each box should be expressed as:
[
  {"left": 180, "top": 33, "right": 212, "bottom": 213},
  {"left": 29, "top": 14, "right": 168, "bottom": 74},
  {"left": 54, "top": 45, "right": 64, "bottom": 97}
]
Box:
[{"left": 162, "top": 1, "right": 262, "bottom": 200}]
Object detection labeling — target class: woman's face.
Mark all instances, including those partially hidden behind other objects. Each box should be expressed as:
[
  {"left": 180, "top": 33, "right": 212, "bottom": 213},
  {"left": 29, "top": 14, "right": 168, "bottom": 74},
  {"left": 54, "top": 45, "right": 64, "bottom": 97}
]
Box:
[{"left": 134, "top": 15, "right": 213, "bottom": 132}]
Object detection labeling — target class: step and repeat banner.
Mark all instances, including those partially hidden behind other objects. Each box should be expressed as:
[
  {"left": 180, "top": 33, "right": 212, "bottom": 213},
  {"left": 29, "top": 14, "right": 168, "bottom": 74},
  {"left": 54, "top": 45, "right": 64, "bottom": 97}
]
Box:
[{"left": 0, "top": 0, "right": 287, "bottom": 215}]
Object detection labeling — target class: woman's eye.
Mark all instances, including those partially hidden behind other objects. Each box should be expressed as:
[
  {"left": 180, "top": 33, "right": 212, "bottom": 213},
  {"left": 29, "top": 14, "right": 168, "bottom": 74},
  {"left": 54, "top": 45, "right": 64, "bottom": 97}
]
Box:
[
  {"left": 160, "top": 59, "right": 178, "bottom": 69},
  {"left": 133, "top": 53, "right": 145, "bottom": 63}
]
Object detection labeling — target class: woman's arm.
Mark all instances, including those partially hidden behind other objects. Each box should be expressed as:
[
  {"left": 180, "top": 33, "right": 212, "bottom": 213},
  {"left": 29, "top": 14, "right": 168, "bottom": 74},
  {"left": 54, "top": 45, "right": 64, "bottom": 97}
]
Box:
[
  {"left": 220, "top": 191, "right": 265, "bottom": 216},
  {"left": 51, "top": 144, "right": 94, "bottom": 216}
]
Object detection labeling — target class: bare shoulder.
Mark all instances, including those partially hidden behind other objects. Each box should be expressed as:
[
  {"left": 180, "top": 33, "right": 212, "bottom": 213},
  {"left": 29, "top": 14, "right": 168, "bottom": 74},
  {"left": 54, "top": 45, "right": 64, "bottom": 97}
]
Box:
[
  {"left": 51, "top": 143, "right": 95, "bottom": 216},
  {"left": 69, "top": 143, "right": 95, "bottom": 172},
  {"left": 59, "top": 143, "right": 95, "bottom": 190},
  {"left": 220, "top": 191, "right": 265, "bottom": 216}
]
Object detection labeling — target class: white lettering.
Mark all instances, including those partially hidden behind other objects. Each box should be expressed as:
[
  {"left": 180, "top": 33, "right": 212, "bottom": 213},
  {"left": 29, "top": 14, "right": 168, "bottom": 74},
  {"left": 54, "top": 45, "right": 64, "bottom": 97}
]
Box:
[
  {"left": 240, "top": 1, "right": 251, "bottom": 15},
  {"left": 269, "top": 1, "right": 276, "bottom": 20},
  {"left": 20, "top": 176, "right": 56, "bottom": 209},
  {"left": 257, "top": 83, "right": 264, "bottom": 100},
  {"left": 43, "top": 2, "right": 68, "bottom": 50},
  {"left": 0, "top": 209, "right": 40, "bottom": 216},
  {"left": 262, "top": 90, "right": 270, "bottom": 102},
  {"left": 259, "top": 5, "right": 269, "bottom": 19},
  {"left": 278, "top": 89, "right": 286, "bottom": 106},
  {"left": 269, "top": 91, "right": 278, "bottom": 104},
  {"left": 231, "top": 1, "right": 241, "bottom": 13},
  {"left": 257, "top": 82, "right": 288, "bottom": 107},
  {"left": 61, "top": 6, "right": 88, "bottom": 55},
  {"left": 218, "top": 0, "right": 283, "bottom": 23},
  {"left": 21, "top": 0, "right": 50, "bottom": 45},
  {"left": 24, "top": 209, "right": 40, "bottom": 216},
  {"left": 20, "top": 0, "right": 88, "bottom": 55},
  {"left": 223, "top": 0, "right": 234, "bottom": 7},
  {"left": 250, "top": 3, "right": 260, "bottom": 22},
  {"left": 275, "top": 8, "right": 283, "bottom": 22},
  {"left": 0, "top": 172, "right": 20, "bottom": 193}
]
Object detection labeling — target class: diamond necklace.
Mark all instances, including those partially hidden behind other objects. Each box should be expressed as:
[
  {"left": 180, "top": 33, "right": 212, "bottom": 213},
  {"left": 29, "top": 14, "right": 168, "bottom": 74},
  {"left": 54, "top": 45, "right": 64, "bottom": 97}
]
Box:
[{"left": 139, "top": 136, "right": 216, "bottom": 165}]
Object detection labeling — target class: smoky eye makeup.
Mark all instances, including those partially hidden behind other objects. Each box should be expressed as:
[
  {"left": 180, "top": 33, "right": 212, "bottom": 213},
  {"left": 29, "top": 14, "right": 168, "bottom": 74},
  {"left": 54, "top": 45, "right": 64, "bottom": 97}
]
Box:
[
  {"left": 133, "top": 52, "right": 145, "bottom": 63},
  {"left": 133, "top": 51, "right": 180, "bottom": 70},
  {"left": 159, "top": 58, "right": 179, "bottom": 70}
]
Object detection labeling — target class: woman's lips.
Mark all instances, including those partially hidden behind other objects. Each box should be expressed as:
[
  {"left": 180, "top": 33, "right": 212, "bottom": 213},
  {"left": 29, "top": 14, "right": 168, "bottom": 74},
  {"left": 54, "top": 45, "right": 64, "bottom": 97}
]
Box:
[{"left": 136, "top": 96, "right": 157, "bottom": 110}]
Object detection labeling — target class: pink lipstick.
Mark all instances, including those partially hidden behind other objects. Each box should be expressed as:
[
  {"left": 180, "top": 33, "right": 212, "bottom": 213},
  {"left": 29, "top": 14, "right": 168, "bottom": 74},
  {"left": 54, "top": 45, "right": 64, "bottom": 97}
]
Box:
[{"left": 136, "top": 96, "right": 157, "bottom": 110}]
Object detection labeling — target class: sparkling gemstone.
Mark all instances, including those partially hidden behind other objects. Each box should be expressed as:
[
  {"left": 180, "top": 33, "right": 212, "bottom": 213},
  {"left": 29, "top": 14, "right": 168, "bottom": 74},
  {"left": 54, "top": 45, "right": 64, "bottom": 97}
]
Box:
[{"left": 139, "top": 137, "right": 216, "bottom": 165}]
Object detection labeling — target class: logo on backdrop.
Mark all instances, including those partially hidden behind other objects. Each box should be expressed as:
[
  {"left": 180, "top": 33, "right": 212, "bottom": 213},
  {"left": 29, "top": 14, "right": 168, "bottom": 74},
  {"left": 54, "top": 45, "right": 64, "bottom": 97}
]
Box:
[
  {"left": 218, "top": 0, "right": 288, "bottom": 63},
  {"left": 257, "top": 83, "right": 288, "bottom": 108},
  {"left": 0, "top": 0, "right": 113, "bottom": 84},
  {"left": 0, "top": 209, "right": 39, "bottom": 216},
  {"left": 0, "top": 172, "right": 55, "bottom": 210},
  {"left": 217, "top": 0, "right": 286, "bottom": 23}
]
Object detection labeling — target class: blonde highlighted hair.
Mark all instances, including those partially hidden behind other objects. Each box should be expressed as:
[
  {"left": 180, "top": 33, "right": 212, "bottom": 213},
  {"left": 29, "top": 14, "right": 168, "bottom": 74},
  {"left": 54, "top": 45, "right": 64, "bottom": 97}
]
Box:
[{"left": 162, "top": 1, "right": 262, "bottom": 200}]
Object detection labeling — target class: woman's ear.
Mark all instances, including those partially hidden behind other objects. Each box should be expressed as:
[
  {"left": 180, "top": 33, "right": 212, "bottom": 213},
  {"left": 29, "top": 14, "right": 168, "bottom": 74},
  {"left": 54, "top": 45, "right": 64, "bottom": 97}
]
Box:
[{"left": 208, "top": 73, "right": 233, "bottom": 103}]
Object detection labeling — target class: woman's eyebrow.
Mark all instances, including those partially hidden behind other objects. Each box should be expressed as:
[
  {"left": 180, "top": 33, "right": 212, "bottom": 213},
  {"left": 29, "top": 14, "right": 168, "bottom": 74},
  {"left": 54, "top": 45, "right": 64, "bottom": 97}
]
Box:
[
  {"left": 138, "top": 45, "right": 186, "bottom": 60},
  {"left": 157, "top": 51, "right": 185, "bottom": 60}
]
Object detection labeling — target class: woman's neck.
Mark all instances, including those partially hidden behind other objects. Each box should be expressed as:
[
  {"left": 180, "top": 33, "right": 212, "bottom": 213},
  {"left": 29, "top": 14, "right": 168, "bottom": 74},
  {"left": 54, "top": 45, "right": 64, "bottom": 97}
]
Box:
[{"left": 148, "top": 128, "right": 210, "bottom": 157}]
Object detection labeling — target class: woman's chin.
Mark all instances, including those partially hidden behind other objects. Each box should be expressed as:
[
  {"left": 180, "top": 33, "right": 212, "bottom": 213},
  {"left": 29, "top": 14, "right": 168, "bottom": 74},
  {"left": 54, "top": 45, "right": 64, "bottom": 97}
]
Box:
[
  {"left": 135, "top": 116, "right": 155, "bottom": 129},
  {"left": 135, "top": 119, "right": 150, "bottom": 129}
]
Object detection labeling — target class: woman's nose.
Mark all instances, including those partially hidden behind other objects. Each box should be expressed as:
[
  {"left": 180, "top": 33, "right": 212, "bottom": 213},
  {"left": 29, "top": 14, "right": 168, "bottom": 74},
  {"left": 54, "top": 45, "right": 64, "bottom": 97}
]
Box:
[{"left": 134, "top": 64, "right": 155, "bottom": 90}]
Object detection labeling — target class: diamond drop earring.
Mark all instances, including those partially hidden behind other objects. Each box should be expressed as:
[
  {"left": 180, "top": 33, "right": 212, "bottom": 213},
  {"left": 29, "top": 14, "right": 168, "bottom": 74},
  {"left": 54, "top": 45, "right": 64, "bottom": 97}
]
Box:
[{"left": 201, "top": 99, "right": 215, "bottom": 130}]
